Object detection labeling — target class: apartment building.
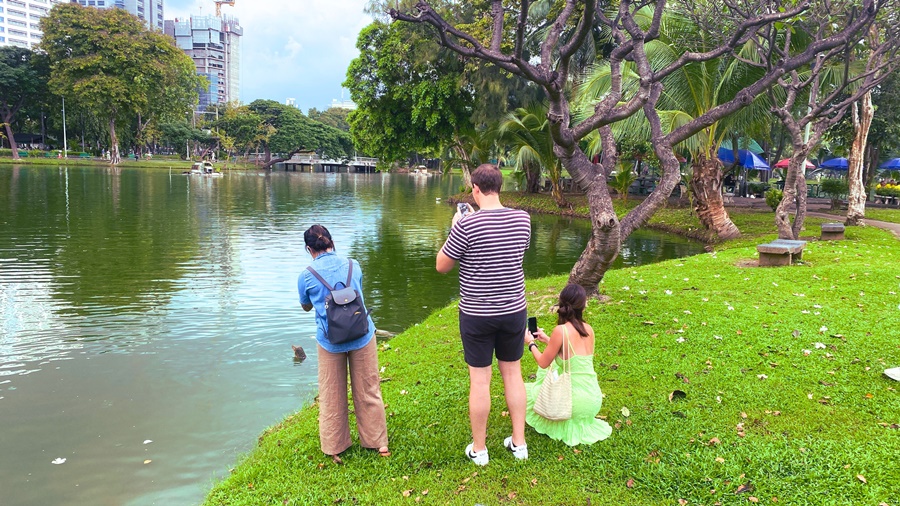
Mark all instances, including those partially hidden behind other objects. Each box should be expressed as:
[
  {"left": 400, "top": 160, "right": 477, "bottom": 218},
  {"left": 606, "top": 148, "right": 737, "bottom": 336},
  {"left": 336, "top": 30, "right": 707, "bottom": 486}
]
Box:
[
  {"left": 0, "top": 0, "right": 67, "bottom": 48},
  {"left": 72, "top": 0, "right": 164, "bottom": 30},
  {"left": 165, "top": 15, "right": 242, "bottom": 107}
]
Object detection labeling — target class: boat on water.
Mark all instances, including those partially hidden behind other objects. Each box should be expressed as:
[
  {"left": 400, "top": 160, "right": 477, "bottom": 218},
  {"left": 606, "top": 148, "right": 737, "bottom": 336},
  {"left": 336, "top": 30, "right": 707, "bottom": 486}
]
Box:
[{"left": 184, "top": 161, "right": 222, "bottom": 177}]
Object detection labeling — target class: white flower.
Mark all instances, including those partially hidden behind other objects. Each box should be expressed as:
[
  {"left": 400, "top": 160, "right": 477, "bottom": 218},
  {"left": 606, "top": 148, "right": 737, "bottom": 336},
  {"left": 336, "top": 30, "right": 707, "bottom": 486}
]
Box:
[
  {"left": 801, "top": 310, "right": 810, "bottom": 314},
  {"left": 676, "top": 337, "right": 685, "bottom": 343},
  {"left": 665, "top": 290, "right": 673, "bottom": 295},
  {"left": 772, "top": 282, "right": 778, "bottom": 287},
  {"left": 813, "top": 305, "right": 822, "bottom": 309},
  {"left": 702, "top": 298, "right": 709, "bottom": 302},
  {"left": 802, "top": 349, "right": 812, "bottom": 356},
  {"left": 684, "top": 310, "right": 692, "bottom": 314},
  {"left": 819, "top": 326, "right": 828, "bottom": 333},
  {"left": 727, "top": 306, "right": 734, "bottom": 311},
  {"left": 814, "top": 342, "right": 826, "bottom": 349},
  {"left": 714, "top": 335, "right": 722, "bottom": 340},
  {"left": 757, "top": 374, "right": 768, "bottom": 380},
  {"left": 51, "top": 458, "right": 66, "bottom": 465},
  {"left": 622, "top": 286, "right": 630, "bottom": 291}
]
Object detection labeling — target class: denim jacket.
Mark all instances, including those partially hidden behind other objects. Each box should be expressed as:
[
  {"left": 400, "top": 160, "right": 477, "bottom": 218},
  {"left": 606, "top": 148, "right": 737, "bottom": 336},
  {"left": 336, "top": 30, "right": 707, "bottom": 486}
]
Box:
[{"left": 298, "top": 252, "right": 375, "bottom": 353}]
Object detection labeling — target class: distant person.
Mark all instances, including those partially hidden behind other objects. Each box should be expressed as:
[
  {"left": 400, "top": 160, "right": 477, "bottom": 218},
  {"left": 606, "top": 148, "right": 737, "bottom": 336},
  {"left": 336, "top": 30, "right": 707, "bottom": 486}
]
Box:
[
  {"left": 298, "top": 224, "right": 389, "bottom": 461},
  {"left": 524, "top": 284, "right": 612, "bottom": 446},
  {"left": 436, "top": 164, "right": 532, "bottom": 465}
]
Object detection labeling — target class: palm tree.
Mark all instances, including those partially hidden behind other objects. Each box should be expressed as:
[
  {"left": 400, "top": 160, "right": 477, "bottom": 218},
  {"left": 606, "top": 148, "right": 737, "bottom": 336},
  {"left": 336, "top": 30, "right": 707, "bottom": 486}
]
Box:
[
  {"left": 498, "top": 102, "right": 568, "bottom": 206},
  {"left": 576, "top": 8, "right": 772, "bottom": 239},
  {"left": 444, "top": 123, "right": 496, "bottom": 190}
]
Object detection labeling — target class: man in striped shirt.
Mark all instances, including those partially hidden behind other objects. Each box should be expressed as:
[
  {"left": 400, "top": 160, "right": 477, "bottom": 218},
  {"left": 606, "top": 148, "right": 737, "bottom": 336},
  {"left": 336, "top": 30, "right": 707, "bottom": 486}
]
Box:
[{"left": 437, "top": 164, "right": 532, "bottom": 465}]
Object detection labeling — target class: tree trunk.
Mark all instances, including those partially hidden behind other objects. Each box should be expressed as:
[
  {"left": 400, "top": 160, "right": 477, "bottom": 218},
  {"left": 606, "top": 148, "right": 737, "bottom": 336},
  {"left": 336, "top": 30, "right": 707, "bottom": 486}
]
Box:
[
  {"left": 690, "top": 152, "right": 740, "bottom": 239},
  {"left": 774, "top": 152, "right": 809, "bottom": 239},
  {"left": 3, "top": 120, "right": 19, "bottom": 160},
  {"left": 109, "top": 117, "right": 121, "bottom": 165},
  {"left": 566, "top": 166, "right": 621, "bottom": 298},
  {"left": 450, "top": 144, "right": 473, "bottom": 189},
  {"left": 846, "top": 92, "right": 873, "bottom": 225}
]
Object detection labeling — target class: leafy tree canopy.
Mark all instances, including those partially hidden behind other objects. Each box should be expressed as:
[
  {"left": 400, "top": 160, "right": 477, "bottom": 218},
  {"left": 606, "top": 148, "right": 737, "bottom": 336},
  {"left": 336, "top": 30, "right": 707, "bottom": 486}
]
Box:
[
  {"left": 344, "top": 21, "right": 475, "bottom": 163},
  {"left": 308, "top": 107, "right": 351, "bottom": 131},
  {"left": 247, "top": 100, "right": 354, "bottom": 160}
]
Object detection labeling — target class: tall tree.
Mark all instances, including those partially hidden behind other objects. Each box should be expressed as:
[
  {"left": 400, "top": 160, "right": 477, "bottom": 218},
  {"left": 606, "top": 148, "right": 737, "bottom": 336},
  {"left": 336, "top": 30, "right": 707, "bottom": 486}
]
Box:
[
  {"left": 392, "top": 0, "right": 893, "bottom": 294},
  {"left": 344, "top": 21, "right": 474, "bottom": 167},
  {"left": 0, "top": 47, "right": 49, "bottom": 159},
  {"left": 765, "top": 15, "right": 900, "bottom": 238},
  {"left": 40, "top": 3, "right": 201, "bottom": 165},
  {"left": 247, "top": 100, "right": 353, "bottom": 163},
  {"left": 498, "top": 102, "right": 568, "bottom": 204}
]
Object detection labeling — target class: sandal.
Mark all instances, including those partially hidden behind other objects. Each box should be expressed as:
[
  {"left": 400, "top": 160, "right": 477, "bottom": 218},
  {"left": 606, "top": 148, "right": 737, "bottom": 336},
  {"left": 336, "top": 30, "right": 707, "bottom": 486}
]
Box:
[
  {"left": 378, "top": 446, "right": 391, "bottom": 457},
  {"left": 330, "top": 454, "right": 344, "bottom": 465}
]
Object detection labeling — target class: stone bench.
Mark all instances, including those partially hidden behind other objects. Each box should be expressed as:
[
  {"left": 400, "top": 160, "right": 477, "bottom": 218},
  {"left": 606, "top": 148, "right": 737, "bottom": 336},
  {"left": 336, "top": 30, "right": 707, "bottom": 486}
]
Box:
[
  {"left": 771, "top": 239, "right": 807, "bottom": 261},
  {"left": 757, "top": 241, "right": 805, "bottom": 267},
  {"left": 821, "top": 222, "right": 845, "bottom": 241}
]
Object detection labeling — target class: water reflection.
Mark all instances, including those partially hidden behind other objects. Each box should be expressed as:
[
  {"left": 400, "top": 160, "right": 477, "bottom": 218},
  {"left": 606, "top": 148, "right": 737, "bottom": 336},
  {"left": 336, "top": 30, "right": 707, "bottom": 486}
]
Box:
[{"left": 0, "top": 167, "right": 704, "bottom": 505}]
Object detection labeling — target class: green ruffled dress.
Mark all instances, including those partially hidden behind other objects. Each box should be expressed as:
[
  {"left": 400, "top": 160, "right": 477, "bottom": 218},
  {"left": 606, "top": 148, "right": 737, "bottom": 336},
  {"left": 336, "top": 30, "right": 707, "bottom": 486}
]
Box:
[{"left": 525, "top": 353, "right": 612, "bottom": 446}]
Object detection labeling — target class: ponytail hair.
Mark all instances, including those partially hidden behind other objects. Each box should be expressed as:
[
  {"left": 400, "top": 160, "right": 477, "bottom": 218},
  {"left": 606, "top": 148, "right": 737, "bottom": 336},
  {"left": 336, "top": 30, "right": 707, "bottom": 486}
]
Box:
[
  {"left": 304, "top": 224, "right": 334, "bottom": 253},
  {"left": 556, "top": 283, "right": 589, "bottom": 337}
]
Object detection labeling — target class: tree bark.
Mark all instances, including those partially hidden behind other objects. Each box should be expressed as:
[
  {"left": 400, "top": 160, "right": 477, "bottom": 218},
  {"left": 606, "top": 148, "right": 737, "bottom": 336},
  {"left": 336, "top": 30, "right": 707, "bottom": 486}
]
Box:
[
  {"left": 690, "top": 152, "right": 740, "bottom": 239},
  {"left": 2, "top": 120, "right": 18, "bottom": 160},
  {"left": 774, "top": 151, "right": 809, "bottom": 239},
  {"left": 109, "top": 116, "right": 121, "bottom": 165},
  {"left": 846, "top": 92, "right": 874, "bottom": 225}
]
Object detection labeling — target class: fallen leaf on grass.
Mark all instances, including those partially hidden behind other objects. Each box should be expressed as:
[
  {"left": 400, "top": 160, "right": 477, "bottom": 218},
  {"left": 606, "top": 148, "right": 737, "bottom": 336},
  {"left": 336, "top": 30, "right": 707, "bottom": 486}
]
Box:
[
  {"left": 626, "top": 478, "right": 635, "bottom": 488},
  {"left": 708, "top": 437, "right": 721, "bottom": 446},
  {"left": 621, "top": 407, "right": 631, "bottom": 417},
  {"left": 735, "top": 482, "right": 754, "bottom": 494},
  {"left": 715, "top": 457, "right": 725, "bottom": 463},
  {"left": 143, "top": 460, "right": 152, "bottom": 465},
  {"left": 669, "top": 390, "right": 687, "bottom": 402},
  {"left": 748, "top": 497, "right": 759, "bottom": 503},
  {"left": 857, "top": 474, "right": 867, "bottom": 484},
  {"left": 402, "top": 489, "right": 413, "bottom": 497}
]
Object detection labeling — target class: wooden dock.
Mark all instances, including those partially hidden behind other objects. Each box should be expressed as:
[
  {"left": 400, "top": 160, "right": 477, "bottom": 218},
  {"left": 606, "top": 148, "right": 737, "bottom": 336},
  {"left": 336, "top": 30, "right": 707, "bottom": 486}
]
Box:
[{"left": 281, "top": 153, "right": 378, "bottom": 173}]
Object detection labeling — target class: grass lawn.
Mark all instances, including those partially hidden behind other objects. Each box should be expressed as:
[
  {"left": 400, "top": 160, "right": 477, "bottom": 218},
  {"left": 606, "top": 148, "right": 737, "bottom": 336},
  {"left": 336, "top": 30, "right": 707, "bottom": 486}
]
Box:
[{"left": 204, "top": 209, "right": 900, "bottom": 505}]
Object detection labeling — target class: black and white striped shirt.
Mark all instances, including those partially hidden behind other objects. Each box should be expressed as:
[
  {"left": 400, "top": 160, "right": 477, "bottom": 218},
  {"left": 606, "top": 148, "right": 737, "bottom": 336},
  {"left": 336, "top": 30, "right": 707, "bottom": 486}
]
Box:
[{"left": 442, "top": 207, "right": 531, "bottom": 316}]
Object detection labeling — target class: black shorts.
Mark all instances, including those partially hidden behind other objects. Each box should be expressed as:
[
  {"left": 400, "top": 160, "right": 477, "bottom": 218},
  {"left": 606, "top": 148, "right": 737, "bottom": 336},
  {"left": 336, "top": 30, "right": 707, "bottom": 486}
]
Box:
[{"left": 459, "top": 309, "right": 527, "bottom": 367}]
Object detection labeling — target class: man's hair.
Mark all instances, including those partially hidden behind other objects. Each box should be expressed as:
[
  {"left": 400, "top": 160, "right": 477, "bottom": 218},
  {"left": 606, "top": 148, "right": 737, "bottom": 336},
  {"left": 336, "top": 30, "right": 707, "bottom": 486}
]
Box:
[{"left": 471, "top": 164, "right": 502, "bottom": 195}]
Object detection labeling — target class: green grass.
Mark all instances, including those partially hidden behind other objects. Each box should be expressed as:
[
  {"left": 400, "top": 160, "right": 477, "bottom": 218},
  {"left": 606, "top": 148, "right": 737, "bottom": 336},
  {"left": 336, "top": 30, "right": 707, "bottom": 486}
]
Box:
[
  {"left": 204, "top": 219, "right": 900, "bottom": 505},
  {"left": 0, "top": 156, "right": 260, "bottom": 170}
]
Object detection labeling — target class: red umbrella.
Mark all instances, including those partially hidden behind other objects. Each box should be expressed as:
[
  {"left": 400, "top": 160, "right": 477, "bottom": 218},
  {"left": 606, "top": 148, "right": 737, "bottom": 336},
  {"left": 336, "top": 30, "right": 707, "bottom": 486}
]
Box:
[{"left": 773, "top": 158, "right": 815, "bottom": 169}]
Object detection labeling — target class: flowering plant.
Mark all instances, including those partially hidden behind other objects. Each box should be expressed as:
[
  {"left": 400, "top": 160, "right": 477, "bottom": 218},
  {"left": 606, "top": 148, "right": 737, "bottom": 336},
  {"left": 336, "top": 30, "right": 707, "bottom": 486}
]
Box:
[{"left": 875, "top": 183, "right": 900, "bottom": 197}]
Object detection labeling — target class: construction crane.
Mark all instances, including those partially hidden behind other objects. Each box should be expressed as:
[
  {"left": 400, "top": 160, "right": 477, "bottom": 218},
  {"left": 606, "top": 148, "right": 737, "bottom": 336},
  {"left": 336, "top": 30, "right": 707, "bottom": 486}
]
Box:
[{"left": 214, "top": 0, "right": 235, "bottom": 17}]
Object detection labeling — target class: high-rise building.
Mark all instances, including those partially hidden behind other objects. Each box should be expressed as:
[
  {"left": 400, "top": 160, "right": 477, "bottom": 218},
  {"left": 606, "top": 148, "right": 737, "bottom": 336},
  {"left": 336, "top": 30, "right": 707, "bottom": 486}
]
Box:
[
  {"left": 0, "top": 0, "right": 68, "bottom": 49},
  {"left": 165, "top": 15, "right": 242, "bottom": 108},
  {"left": 71, "top": 0, "right": 164, "bottom": 30}
]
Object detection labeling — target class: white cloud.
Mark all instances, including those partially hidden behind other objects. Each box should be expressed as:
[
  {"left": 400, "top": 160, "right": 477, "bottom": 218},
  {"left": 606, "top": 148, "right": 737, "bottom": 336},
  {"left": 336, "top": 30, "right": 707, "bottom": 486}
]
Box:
[{"left": 166, "top": 0, "right": 373, "bottom": 111}]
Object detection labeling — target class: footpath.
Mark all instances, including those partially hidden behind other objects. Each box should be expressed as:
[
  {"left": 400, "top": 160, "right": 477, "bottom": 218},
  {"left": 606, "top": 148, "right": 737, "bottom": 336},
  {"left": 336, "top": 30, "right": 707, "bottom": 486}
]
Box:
[{"left": 725, "top": 195, "right": 900, "bottom": 239}]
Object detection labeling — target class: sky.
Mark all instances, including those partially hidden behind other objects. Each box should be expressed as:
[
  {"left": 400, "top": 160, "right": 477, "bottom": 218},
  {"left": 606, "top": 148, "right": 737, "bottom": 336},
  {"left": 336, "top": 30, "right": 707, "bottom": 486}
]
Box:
[{"left": 166, "top": 0, "right": 374, "bottom": 114}]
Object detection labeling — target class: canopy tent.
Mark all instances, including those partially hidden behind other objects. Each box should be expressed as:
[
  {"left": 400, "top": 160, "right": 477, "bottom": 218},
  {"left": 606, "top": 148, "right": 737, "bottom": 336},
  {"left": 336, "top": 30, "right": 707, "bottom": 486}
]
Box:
[
  {"left": 717, "top": 147, "right": 770, "bottom": 170},
  {"left": 878, "top": 158, "right": 900, "bottom": 170},
  {"left": 720, "top": 138, "right": 764, "bottom": 154},
  {"left": 773, "top": 158, "right": 816, "bottom": 169},
  {"left": 819, "top": 157, "right": 849, "bottom": 170}
]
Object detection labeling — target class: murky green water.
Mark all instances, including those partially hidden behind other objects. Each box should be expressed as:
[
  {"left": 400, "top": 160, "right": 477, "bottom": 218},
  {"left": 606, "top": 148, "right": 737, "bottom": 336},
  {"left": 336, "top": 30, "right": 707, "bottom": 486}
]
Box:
[{"left": 0, "top": 166, "right": 704, "bottom": 505}]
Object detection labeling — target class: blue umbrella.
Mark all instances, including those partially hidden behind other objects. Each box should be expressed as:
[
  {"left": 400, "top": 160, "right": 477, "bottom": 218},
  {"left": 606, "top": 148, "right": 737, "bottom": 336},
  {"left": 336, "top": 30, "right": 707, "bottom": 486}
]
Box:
[
  {"left": 878, "top": 158, "right": 900, "bottom": 170},
  {"left": 820, "top": 157, "right": 849, "bottom": 170},
  {"left": 717, "top": 147, "right": 771, "bottom": 170}
]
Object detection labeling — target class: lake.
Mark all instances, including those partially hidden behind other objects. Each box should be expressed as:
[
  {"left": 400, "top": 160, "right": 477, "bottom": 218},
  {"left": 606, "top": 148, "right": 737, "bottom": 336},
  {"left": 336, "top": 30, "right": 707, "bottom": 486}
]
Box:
[{"left": 0, "top": 166, "right": 704, "bottom": 505}]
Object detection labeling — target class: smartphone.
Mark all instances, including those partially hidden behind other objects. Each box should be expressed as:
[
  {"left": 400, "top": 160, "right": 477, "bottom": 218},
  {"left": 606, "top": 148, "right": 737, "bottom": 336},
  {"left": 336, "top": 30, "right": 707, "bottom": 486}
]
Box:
[
  {"left": 457, "top": 203, "right": 470, "bottom": 217},
  {"left": 527, "top": 317, "right": 538, "bottom": 334}
]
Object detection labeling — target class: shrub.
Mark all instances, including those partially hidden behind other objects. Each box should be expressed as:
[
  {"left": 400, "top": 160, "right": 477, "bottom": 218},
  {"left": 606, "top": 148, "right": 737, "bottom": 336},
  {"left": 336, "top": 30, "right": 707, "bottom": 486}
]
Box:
[
  {"left": 820, "top": 178, "right": 849, "bottom": 209},
  {"left": 609, "top": 170, "right": 637, "bottom": 201},
  {"left": 765, "top": 188, "right": 783, "bottom": 211},
  {"left": 748, "top": 181, "right": 767, "bottom": 196}
]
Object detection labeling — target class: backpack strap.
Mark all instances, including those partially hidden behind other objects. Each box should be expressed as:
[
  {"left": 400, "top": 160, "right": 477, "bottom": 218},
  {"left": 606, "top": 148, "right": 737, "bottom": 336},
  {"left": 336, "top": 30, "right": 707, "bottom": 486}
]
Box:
[
  {"left": 344, "top": 259, "right": 354, "bottom": 289},
  {"left": 306, "top": 265, "right": 335, "bottom": 291},
  {"left": 307, "top": 260, "right": 355, "bottom": 291}
]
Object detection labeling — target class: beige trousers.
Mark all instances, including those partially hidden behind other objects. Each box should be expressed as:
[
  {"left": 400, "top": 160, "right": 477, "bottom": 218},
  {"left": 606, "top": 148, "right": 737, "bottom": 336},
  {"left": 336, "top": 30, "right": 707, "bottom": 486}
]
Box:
[{"left": 317, "top": 338, "right": 388, "bottom": 455}]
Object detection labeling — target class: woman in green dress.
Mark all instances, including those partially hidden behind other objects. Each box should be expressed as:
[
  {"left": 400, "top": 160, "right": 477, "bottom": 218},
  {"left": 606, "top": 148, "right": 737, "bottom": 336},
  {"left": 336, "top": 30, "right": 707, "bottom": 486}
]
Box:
[{"left": 523, "top": 284, "right": 612, "bottom": 446}]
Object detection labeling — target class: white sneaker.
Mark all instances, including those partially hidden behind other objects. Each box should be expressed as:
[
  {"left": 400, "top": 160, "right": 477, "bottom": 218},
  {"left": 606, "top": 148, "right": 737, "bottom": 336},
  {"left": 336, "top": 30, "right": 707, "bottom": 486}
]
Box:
[
  {"left": 504, "top": 436, "right": 528, "bottom": 460},
  {"left": 465, "top": 443, "right": 489, "bottom": 466},
  {"left": 885, "top": 367, "right": 900, "bottom": 381}
]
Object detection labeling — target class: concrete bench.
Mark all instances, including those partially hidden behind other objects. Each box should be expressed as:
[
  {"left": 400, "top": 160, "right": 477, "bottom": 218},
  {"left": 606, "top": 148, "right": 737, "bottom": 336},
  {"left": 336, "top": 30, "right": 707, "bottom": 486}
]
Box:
[
  {"left": 821, "top": 222, "right": 845, "bottom": 241},
  {"left": 771, "top": 239, "right": 807, "bottom": 261},
  {"left": 757, "top": 241, "right": 805, "bottom": 266}
]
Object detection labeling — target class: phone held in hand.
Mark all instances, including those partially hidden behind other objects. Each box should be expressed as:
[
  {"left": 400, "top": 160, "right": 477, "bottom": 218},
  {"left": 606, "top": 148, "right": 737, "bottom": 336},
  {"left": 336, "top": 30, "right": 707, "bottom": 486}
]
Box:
[
  {"left": 527, "top": 316, "right": 538, "bottom": 334},
  {"left": 457, "top": 203, "right": 470, "bottom": 217}
]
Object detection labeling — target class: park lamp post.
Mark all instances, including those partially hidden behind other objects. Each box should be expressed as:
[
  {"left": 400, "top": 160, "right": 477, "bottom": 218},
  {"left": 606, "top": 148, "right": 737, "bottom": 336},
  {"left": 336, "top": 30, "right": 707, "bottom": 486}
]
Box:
[{"left": 62, "top": 97, "right": 68, "bottom": 159}]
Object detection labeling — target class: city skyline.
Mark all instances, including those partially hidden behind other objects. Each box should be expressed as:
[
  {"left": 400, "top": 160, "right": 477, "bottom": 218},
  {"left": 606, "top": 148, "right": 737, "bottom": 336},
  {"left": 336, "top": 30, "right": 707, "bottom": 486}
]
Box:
[{"left": 166, "top": 0, "right": 373, "bottom": 113}]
